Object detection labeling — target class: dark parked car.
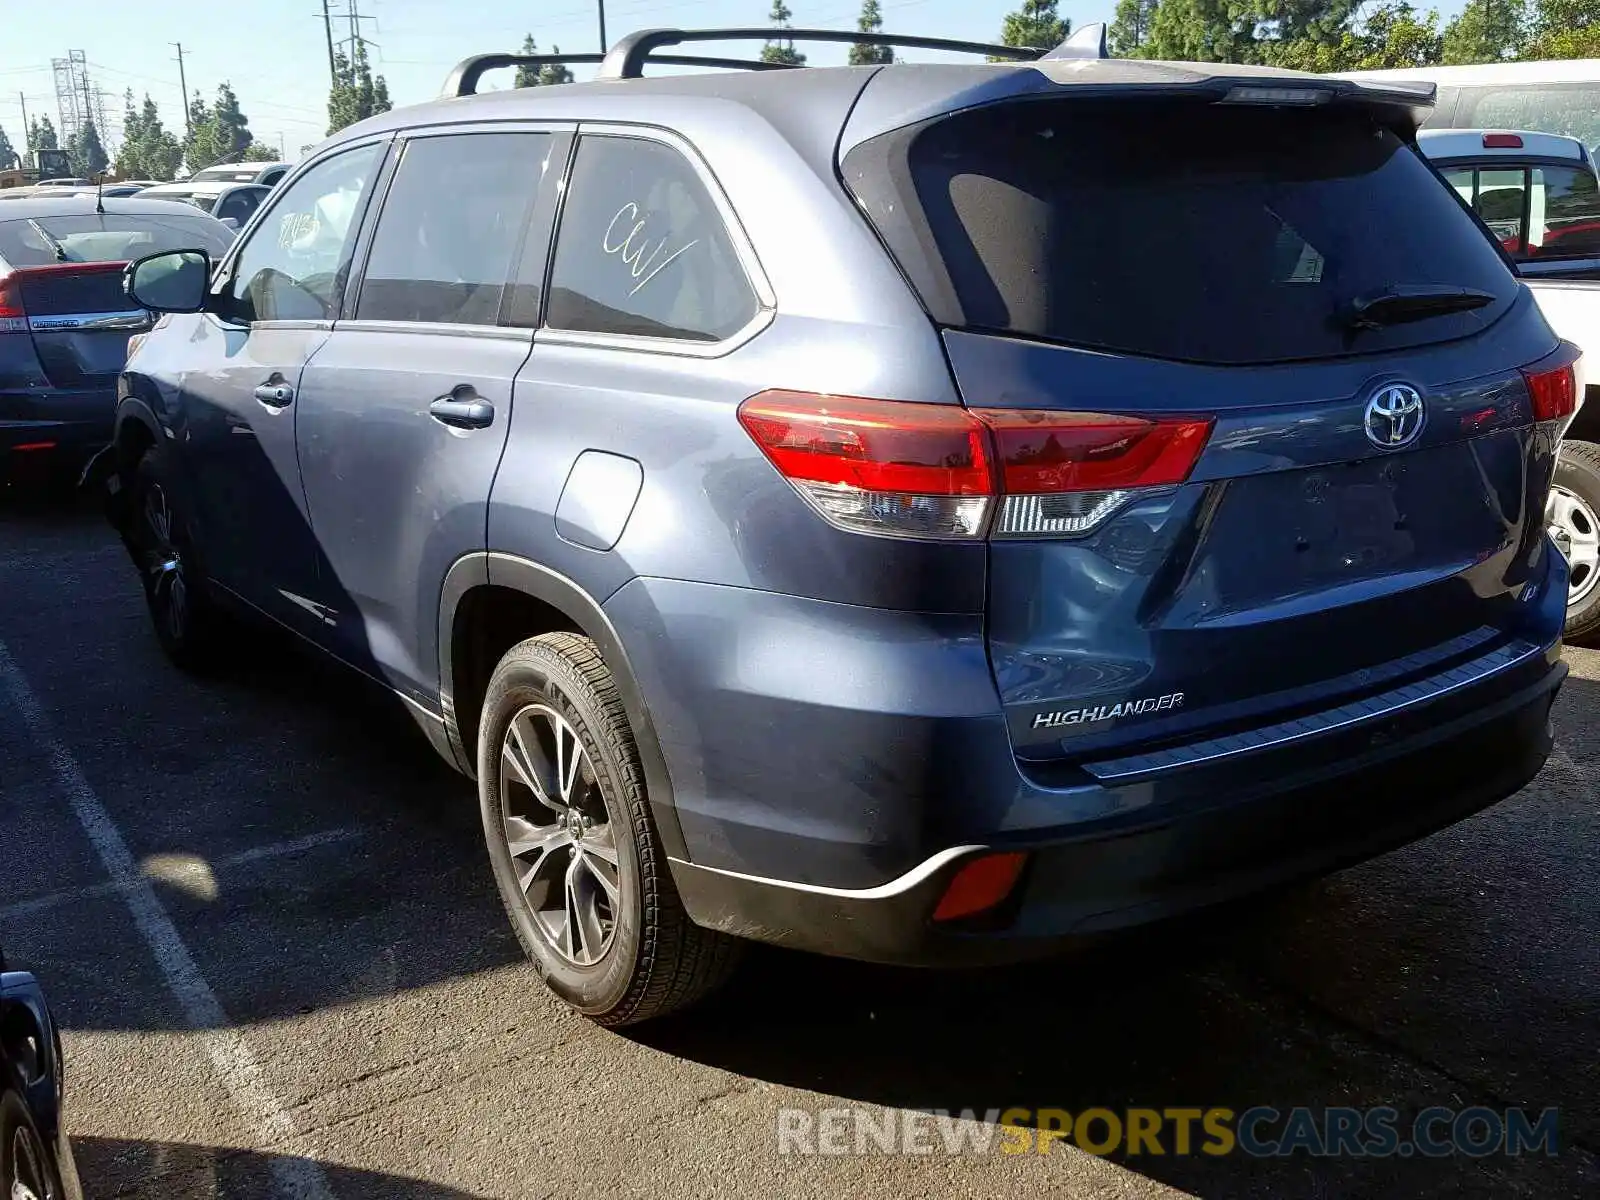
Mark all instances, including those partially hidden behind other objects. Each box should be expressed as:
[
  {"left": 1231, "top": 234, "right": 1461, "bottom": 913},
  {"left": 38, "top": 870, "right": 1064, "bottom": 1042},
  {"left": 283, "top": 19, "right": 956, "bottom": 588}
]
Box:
[
  {"left": 0, "top": 954, "right": 82, "bottom": 1200},
  {"left": 1, "top": 195, "right": 234, "bottom": 485},
  {"left": 90, "top": 25, "right": 1577, "bottom": 1025}
]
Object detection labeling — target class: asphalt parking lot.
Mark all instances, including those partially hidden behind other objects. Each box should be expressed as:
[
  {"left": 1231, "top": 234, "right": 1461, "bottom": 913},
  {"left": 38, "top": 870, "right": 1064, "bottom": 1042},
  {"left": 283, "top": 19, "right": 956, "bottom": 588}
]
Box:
[{"left": 1, "top": 492, "right": 1596, "bottom": 1199}]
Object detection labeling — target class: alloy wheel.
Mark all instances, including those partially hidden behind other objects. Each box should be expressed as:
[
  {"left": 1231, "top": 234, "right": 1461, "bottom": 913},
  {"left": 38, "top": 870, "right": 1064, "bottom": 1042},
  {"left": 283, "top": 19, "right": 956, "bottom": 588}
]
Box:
[
  {"left": 9, "top": 1123, "right": 50, "bottom": 1200},
  {"left": 1547, "top": 483, "right": 1600, "bottom": 609},
  {"left": 498, "top": 703, "right": 621, "bottom": 967},
  {"left": 141, "top": 483, "right": 189, "bottom": 642}
]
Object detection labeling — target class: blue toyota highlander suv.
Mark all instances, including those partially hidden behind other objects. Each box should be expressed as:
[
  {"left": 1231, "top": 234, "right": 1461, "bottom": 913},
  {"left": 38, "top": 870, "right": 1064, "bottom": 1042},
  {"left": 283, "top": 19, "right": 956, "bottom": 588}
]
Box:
[{"left": 87, "top": 26, "right": 1578, "bottom": 1024}]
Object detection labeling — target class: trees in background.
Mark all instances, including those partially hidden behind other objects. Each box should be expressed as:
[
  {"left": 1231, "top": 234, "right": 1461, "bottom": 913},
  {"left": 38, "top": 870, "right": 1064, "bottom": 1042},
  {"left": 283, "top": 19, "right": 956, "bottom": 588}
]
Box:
[
  {"left": 1091, "top": 0, "right": 1600, "bottom": 67},
  {"left": 327, "top": 43, "right": 392, "bottom": 135},
  {"left": 0, "top": 126, "right": 15, "bottom": 170},
  {"left": 763, "top": 1, "right": 809, "bottom": 65},
  {"left": 116, "top": 92, "right": 184, "bottom": 180},
  {"left": 1000, "top": 0, "right": 1070, "bottom": 50},
  {"left": 514, "top": 36, "right": 578, "bottom": 86},
  {"left": 850, "top": 0, "right": 896, "bottom": 64}
]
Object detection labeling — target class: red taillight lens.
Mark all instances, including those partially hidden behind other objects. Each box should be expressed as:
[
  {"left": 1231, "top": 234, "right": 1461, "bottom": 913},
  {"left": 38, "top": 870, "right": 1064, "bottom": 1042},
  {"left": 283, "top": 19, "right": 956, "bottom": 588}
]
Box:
[
  {"left": 737, "top": 391, "right": 1213, "bottom": 540},
  {"left": 1522, "top": 343, "right": 1582, "bottom": 424},
  {"left": 0, "top": 275, "right": 25, "bottom": 326},
  {"left": 736, "top": 392, "right": 992, "bottom": 496},
  {"left": 975, "top": 410, "right": 1214, "bottom": 494}
]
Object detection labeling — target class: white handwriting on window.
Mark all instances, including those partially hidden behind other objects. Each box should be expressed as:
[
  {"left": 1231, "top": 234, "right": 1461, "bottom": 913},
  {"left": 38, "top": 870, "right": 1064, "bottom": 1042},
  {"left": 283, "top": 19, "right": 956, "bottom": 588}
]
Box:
[{"left": 603, "top": 202, "right": 699, "bottom": 297}]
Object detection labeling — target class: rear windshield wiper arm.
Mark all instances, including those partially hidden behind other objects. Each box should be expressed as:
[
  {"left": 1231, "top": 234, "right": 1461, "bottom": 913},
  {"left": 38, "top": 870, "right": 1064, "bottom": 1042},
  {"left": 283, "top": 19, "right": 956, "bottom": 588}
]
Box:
[
  {"left": 1339, "top": 285, "right": 1496, "bottom": 331},
  {"left": 25, "top": 218, "right": 70, "bottom": 262}
]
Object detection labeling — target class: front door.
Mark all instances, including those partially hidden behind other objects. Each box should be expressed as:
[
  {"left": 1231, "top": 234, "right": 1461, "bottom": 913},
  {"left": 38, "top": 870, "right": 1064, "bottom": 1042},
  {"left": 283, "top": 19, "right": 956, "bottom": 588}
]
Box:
[
  {"left": 293, "top": 127, "right": 564, "bottom": 703},
  {"left": 182, "top": 140, "right": 388, "bottom": 631}
]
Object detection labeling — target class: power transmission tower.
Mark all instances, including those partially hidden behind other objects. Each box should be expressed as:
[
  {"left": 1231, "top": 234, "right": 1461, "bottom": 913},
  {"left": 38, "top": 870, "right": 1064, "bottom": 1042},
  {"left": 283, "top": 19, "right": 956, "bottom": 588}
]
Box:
[
  {"left": 51, "top": 53, "right": 85, "bottom": 142},
  {"left": 334, "top": 0, "right": 379, "bottom": 62}
]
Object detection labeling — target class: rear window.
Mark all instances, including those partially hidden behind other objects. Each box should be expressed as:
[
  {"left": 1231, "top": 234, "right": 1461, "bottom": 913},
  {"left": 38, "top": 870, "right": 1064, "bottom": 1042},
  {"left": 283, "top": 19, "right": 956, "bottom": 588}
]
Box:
[
  {"left": 843, "top": 99, "right": 1520, "bottom": 366},
  {"left": 1455, "top": 84, "right": 1600, "bottom": 154},
  {"left": 0, "top": 213, "right": 233, "bottom": 267}
]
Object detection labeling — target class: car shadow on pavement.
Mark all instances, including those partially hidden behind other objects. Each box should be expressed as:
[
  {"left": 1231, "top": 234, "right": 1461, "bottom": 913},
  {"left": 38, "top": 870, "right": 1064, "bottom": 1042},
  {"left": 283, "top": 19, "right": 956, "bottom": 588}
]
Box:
[
  {"left": 71, "top": 1136, "right": 486, "bottom": 1199},
  {"left": 632, "top": 659, "right": 1600, "bottom": 1200}
]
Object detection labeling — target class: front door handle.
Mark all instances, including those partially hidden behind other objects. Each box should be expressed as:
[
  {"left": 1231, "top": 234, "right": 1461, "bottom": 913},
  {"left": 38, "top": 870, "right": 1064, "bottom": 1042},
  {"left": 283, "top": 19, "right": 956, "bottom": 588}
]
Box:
[
  {"left": 429, "top": 390, "right": 495, "bottom": 430},
  {"left": 253, "top": 380, "right": 294, "bottom": 408}
]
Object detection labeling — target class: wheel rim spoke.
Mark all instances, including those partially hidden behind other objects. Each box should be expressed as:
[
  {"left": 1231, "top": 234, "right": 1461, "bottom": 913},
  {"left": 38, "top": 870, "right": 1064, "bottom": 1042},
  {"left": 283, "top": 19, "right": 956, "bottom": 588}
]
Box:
[
  {"left": 498, "top": 701, "right": 619, "bottom": 968},
  {"left": 1548, "top": 484, "right": 1600, "bottom": 605}
]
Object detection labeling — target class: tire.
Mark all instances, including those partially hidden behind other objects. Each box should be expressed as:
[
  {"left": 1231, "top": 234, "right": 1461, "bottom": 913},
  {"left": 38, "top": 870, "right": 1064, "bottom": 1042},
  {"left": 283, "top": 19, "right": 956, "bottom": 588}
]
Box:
[
  {"left": 125, "top": 443, "right": 228, "bottom": 672},
  {"left": 1549, "top": 441, "right": 1600, "bottom": 642},
  {"left": 478, "top": 632, "right": 740, "bottom": 1026},
  {"left": 1, "top": 1089, "right": 63, "bottom": 1200}
]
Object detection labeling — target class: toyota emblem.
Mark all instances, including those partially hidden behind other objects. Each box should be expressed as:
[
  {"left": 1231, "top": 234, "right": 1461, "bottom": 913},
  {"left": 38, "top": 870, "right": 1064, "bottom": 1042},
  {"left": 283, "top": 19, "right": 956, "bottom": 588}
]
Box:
[{"left": 1364, "top": 384, "right": 1426, "bottom": 450}]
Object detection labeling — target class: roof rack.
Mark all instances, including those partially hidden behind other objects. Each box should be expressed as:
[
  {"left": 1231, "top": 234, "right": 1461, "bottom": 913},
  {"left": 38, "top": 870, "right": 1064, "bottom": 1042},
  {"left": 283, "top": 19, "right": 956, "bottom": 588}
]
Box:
[{"left": 442, "top": 24, "right": 1111, "bottom": 98}]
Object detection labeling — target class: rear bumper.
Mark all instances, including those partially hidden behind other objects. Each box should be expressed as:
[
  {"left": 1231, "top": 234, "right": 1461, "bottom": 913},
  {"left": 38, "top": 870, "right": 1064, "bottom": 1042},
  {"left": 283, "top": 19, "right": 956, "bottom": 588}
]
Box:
[
  {"left": 609, "top": 561, "right": 1569, "bottom": 966},
  {"left": 668, "top": 661, "right": 1562, "bottom": 965},
  {"left": 1, "top": 386, "right": 117, "bottom": 472}
]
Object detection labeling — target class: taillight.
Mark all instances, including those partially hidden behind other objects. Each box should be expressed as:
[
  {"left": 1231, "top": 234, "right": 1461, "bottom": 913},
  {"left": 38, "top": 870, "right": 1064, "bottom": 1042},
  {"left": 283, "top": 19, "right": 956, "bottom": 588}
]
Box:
[
  {"left": 0, "top": 273, "right": 25, "bottom": 332},
  {"left": 1482, "top": 132, "right": 1524, "bottom": 149},
  {"left": 736, "top": 390, "right": 1213, "bottom": 541},
  {"left": 1521, "top": 342, "right": 1583, "bottom": 426},
  {"left": 978, "top": 409, "right": 1214, "bottom": 539}
]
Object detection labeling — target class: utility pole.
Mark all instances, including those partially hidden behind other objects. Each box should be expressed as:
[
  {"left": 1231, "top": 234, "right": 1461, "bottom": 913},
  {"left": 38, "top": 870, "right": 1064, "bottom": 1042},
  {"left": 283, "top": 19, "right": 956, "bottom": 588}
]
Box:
[
  {"left": 598, "top": 0, "right": 608, "bottom": 51},
  {"left": 18, "top": 92, "right": 28, "bottom": 143},
  {"left": 172, "top": 43, "right": 190, "bottom": 134},
  {"left": 321, "top": 0, "right": 337, "bottom": 80}
]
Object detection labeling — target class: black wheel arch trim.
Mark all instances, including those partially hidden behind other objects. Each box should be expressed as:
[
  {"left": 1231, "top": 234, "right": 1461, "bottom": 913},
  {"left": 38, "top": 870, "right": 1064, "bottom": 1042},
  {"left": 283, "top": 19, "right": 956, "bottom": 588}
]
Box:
[{"left": 437, "top": 552, "right": 689, "bottom": 862}]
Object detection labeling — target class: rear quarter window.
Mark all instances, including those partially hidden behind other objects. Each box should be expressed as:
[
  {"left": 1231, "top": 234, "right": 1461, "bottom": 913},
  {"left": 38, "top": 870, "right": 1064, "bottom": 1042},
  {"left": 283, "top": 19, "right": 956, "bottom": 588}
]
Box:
[
  {"left": 546, "top": 135, "right": 758, "bottom": 342},
  {"left": 844, "top": 98, "right": 1522, "bottom": 366}
]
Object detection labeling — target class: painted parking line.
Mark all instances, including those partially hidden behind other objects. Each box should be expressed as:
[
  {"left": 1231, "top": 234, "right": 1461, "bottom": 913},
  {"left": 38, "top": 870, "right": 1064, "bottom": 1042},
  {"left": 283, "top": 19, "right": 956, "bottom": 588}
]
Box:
[
  {"left": 0, "top": 827, "right": 364, "bottom": 921},
  {"left": 0, "top": 640, "right": 336, "bottom": 1200}
]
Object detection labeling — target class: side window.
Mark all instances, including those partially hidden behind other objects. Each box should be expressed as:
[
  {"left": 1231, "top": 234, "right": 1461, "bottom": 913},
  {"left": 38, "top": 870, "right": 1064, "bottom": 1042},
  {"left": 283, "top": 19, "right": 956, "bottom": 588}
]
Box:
[
  {"left": 1528, "top": 165, "right": 1600, "bottom": 259},
  {"left": 547, "top": 135, "right": 758, "bottom": 342},
  {"left": 220, "top": 142, "right": 383, "bottom": 325},
  {"left": 355, "top": 132, "right": 551, "bottom": 326},
  {"left": 261, "top": 168, "right": 286, "bottom": 186}
]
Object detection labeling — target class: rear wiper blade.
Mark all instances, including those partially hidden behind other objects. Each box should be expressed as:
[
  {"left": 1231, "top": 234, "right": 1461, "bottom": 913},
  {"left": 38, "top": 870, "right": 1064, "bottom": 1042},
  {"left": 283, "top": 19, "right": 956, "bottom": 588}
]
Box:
[
  {"left": 1339, "top": 285, "right": 1496, "bottom": 331},
  {"left": 25, "top": 218, "right": 69, "bottom": 262}
]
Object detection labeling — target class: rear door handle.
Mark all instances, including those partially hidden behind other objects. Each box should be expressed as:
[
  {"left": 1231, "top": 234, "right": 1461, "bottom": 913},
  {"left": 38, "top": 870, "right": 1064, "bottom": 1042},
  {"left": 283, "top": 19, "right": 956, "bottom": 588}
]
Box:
[
  {"left": 429, "top": 391, "right": 495, "bottom": 430},
  {"left": 253, "top": 381, "right": 294, "bottom": 408}
]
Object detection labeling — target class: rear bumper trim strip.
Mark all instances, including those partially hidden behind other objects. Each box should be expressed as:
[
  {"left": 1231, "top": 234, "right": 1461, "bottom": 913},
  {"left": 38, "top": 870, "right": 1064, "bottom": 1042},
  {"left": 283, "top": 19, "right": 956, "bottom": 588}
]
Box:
[{"left": 1082, "top": 635, "right": 1546, "bottom": 783}]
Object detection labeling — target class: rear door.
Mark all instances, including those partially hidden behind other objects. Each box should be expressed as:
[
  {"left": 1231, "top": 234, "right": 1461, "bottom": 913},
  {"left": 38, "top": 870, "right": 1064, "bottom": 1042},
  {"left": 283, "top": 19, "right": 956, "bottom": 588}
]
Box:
[
  {"left": 844, "top": 92, "right": 1567, "bottom": 765},
  {"left": 292, "top": 126, "right": 564, "bottom": 703}
]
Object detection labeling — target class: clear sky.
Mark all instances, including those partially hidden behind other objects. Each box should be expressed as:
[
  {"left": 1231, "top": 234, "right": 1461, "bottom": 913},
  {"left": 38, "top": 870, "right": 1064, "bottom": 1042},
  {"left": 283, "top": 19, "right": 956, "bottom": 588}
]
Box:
[{"left": 2, "top": 0, "right": 1467, "bottom": 165}]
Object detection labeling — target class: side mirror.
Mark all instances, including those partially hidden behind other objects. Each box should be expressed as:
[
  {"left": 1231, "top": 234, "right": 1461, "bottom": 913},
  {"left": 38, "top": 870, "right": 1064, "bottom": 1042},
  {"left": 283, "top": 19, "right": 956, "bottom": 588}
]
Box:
[{"left": 125, "top": 249, "right": 211, "bottom": 313}]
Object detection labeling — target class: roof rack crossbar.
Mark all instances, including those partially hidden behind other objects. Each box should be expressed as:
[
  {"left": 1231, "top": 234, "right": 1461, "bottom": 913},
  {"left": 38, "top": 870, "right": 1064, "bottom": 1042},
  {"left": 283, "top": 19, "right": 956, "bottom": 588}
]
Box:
[
  {"left": 442, "top": 53, "right": 606, "bottom": 99},
  {"left": 600, "top": 28, "right": 1044, "bottom": 80}
]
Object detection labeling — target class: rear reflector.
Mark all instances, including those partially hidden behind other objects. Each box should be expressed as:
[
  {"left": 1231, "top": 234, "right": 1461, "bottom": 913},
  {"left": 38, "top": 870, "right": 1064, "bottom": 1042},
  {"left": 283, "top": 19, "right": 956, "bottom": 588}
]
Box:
[
  {"left": 932, "top": 852, "right": 1027, "bottom": 922},
  {"left": 1482, "top": 132, "right": 1524, "bottom": 149},
  {"left": 10, "top": 442, "right": 57, "bottom": 452},
  {"left": 1522, "top": 342, "right": 1582, "bottom": 424},
  {"left": 737, "top": 391, "right": 1212, "bottom": 540}
]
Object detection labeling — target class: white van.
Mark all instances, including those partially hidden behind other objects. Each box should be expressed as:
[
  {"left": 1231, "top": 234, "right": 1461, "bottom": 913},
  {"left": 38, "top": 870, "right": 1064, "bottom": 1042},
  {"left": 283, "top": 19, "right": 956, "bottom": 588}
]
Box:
[{"left": 1340, "top": 59, "right": 1600, "bottom": 152}]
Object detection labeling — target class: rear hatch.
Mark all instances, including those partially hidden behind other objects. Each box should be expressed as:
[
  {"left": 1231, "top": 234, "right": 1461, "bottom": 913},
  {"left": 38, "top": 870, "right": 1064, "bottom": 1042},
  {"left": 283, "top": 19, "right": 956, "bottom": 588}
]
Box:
[
  {"left": 0, "top": 210, "right": 231, "bottom": 390},
  {"left": 843, "top": 88, "right": 1572, "bottom": 765}
]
